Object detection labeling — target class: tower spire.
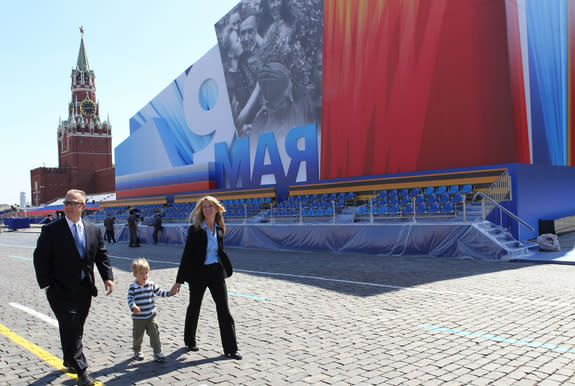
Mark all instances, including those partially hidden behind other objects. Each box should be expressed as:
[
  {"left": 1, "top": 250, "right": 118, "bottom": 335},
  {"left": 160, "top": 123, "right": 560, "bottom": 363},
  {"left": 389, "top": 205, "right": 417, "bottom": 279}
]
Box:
[{"left": 76, "top": 26, "right": 90, "bottom": 72}]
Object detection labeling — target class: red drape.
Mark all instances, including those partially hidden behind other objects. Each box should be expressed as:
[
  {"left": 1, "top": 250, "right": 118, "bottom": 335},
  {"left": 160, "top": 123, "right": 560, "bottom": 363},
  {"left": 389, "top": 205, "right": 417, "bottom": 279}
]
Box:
[{"left": 321, "top": 0, "right": 527, "bottom": 179}]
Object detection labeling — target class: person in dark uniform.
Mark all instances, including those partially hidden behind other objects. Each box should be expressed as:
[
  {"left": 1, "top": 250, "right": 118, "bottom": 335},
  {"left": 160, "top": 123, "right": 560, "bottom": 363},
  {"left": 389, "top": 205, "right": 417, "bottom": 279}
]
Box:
[
  {"left": 103, "top": 214, "right": 116, "bottom": 243},
  {"left": 152, "top": 213, "right": 162, "bottom": 245},
  {"left": 127, "top": 209, "right": 140, "bottom": 247}
]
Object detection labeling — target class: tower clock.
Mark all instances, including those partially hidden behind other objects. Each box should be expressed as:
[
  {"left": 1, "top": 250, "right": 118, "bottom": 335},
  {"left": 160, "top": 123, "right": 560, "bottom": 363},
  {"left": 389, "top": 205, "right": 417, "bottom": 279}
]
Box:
[{"left": 80, "top": 99, "right": 96, "bottom": 116}]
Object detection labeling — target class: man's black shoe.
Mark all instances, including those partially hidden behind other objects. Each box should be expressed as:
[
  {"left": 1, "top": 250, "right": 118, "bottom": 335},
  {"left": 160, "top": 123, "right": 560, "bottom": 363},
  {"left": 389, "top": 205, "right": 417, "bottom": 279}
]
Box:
[
  {"left": 187, "top": 345, "right": 199, "bottom": 351},
  {"left": 62, "top": 361, "right": 77, "bottom": 373},
  {"left": 77, "top": 373, "right": 95, "bottom": 386},
  {"left": 224, "top": 351, "right": 242, "bottom": 360}
]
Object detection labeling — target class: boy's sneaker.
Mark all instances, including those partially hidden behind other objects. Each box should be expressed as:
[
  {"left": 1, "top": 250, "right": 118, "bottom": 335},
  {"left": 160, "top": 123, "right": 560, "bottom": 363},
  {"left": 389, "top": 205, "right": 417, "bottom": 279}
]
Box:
[
  {"left": 133, "top": 351, "right": 144, "bottom": 361},
  {"left": 154, "top": 353, "right": 166, "bottom": 362}
]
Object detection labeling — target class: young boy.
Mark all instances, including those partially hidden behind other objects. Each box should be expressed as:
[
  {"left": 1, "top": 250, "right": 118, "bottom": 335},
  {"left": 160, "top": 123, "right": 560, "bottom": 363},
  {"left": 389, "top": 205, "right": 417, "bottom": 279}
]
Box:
[{"left": 127, "top": 258, "right": 176, "bottom": 362}]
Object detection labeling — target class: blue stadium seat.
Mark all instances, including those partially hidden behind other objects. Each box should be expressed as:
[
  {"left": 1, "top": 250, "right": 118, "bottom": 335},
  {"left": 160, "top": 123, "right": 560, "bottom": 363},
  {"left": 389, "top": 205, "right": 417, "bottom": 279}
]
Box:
[
  {"left": 423, "top": 186, "right": 435, "bottom": 196},
  {"left": 438, "top": 193, "right": 450, "bottom": 203},
  {"left": 425, "top": 194, "right": 437, "bottom": 204},
  {"left": 416, "top": 203, "right": 427, "bottom": 213},
  {"left": 404, "top": 203, "right": 414, "bottom": 213},
  {"left": 399, "top": 188, "right": 409, "bottom": 198},
  {"left": 427, "top": 203, "right": 440, "bottom": 212},
  {"left": 460, "top": 184, "right": 472, "bottom": 194},
  {"left": 376, "top": 205, "right": 388, "bottom": 214},
  {"left": 410, "top": 187, "right": 421, "bottom": 196},
  {"left": 450, "top": 193, "right": 463, "bottom": 203},
  {"left": 448, "top": 185, "right": 459, "bottom": 194},
  {"left": 414, "top": 195, "right": 424, "bottom": 204},
  {"left": 388, "top": 204, "right": 400, "bottom": 214},
  {"left": 399, "top": 195, "right": 410, "bottom": 205},
  {"left": 441, "top": 202, "right": 454, "bottom": 213}
]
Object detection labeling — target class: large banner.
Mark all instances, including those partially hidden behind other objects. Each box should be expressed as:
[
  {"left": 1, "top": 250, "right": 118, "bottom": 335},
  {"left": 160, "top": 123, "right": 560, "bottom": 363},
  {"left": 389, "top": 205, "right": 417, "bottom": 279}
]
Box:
[
  {"left": 114, "top": 47, "right": 234, "bottom": 198},
  {"left": 215, "top": 0, "right": 323, "bottom": 140},
  {"left": 214, "top": 0, "right": 323, "bottom": 186},
  {"left": 115, "top": 0, "right": 575, "bottom": 200},
  {"left": 115, "top": 0, "right": 323, "bottom": 198}
]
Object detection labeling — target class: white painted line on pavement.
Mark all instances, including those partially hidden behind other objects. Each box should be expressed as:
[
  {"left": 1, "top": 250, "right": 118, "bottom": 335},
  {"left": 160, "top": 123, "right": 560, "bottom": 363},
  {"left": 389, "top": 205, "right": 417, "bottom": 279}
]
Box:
[
  {"left": 109, "top": 255, "right": 178, "bottom": 265},
  {"left": 109, "top": 255, "right": 269, "bottom": 300},
  {"left": 106, "top": 255, "right": 571, "bottom": 308},
  {"left": 238, "top": 269, "right": 573, "bottom": 308},
  {"left": 10, "top": 302, "right": 58, "bottom": 327},
  {"left": 9, "top": 255, "right": 32, "bottom": 261},
  {"left": 421, "top": 324, "right": 575, "bottom": 354},
  {"left": 0, "top": 243, "right": 35, "bottom": 249}
]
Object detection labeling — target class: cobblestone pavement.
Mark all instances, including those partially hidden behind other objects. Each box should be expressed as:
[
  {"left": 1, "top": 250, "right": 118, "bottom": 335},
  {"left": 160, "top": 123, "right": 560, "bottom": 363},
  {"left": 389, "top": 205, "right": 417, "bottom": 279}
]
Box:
[{"left": 1, "top": 230, "right": 575, "bottom": 385}]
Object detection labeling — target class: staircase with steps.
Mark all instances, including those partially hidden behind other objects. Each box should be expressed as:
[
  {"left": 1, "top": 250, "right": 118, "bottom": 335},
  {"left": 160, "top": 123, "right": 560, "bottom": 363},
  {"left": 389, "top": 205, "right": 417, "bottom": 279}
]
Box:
[{"left": 472, "top": 220, "right": 538, "bottom": 261}]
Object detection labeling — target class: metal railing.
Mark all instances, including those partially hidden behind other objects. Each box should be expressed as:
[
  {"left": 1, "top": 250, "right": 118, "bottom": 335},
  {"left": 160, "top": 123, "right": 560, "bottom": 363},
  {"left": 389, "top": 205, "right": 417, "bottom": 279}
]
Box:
[
  {"left": 473, "top": 191, "right": 533, "bottom": 239},
  {"left": 481, "top": 170, "right": 512, "bottom": 219}
]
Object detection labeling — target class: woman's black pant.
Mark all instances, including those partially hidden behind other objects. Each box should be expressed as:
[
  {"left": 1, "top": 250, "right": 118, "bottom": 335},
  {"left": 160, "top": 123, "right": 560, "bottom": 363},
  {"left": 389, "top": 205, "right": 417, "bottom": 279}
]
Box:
[{"left": 184, "top": 263, "right": 238, "bottom": 354}]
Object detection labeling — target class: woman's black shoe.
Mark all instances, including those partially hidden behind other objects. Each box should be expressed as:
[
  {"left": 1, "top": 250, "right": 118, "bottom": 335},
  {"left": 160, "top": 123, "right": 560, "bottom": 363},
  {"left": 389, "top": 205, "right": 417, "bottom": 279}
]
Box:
[
  {"left": 224, "top": 352, "right": 242, "bottom": 360},
  {"left": 187, "top": 345, "right": 199, "bottom": 351}
]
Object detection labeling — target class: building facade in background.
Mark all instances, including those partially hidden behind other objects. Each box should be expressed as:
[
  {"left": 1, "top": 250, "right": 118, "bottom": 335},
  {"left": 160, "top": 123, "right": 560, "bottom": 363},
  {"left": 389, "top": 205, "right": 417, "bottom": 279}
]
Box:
[{"left": 30, "top": 28, "right": 114, "bottom": 205}]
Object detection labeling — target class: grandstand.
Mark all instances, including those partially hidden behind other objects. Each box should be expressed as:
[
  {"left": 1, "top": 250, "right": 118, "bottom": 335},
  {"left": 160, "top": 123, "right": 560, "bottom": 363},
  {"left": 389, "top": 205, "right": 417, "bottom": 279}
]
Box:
[
  {"left": 0, "top": 167, "right": 512, "bottom": 231},
  {"left": 0, "top": 165, "right": 545, "bottom": 261},
  {"left": 80, "top": 168, "right": 506, "bottom": 226}
]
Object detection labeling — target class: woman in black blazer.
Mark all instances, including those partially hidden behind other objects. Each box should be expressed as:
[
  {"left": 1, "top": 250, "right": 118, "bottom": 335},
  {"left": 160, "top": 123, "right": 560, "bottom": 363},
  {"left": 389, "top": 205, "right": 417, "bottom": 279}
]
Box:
[{"left": 172, "top": 196, "right": 241, "bottom": 359}]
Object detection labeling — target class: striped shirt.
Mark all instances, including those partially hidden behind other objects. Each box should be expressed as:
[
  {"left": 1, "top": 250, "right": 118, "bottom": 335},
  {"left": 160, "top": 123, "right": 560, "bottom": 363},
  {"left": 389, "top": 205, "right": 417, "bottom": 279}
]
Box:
[{"left": 127, "top": 279, "right": 172, "bottom": 320}]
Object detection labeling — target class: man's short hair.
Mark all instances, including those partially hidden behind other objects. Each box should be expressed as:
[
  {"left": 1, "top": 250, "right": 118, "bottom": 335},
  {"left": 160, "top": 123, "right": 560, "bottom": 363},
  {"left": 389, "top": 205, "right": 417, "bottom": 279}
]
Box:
[{"left": 66, "top": 189, "right": 87, "bottom": 203}]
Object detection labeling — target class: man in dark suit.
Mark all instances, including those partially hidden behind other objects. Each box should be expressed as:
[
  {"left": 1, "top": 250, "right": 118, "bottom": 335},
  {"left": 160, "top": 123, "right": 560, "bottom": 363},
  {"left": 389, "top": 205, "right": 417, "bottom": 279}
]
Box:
[
  {"left": 103, "top": 214, "right": 116, "bottom": 243},
  {"left": 127, "top": 209, "right": 140, "bottom": 247},
  {"left": 34, "top": 189, "right": 114, "bottom": 386},
  {"left": 152, "top": 213, "right": 162, "bottom": 244}
]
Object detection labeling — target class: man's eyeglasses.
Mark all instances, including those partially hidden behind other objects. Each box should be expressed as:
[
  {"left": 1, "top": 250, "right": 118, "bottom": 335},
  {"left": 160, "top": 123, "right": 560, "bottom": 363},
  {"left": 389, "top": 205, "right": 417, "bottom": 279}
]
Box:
[{"left": 64, "top": 200, "right": 84, "bottom": 206}]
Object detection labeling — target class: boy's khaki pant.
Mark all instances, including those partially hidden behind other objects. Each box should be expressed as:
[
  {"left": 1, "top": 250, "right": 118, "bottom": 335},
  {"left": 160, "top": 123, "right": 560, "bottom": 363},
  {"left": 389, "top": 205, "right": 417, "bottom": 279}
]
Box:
[{"left": 133, "top": 314, "right": 161, "bottom": 354}]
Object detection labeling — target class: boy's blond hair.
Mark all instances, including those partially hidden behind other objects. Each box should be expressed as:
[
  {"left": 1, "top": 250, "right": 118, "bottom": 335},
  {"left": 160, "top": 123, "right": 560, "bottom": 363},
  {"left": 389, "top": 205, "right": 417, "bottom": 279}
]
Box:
[{"left": 131, "top": 258, "right": 150, "bottom": 274}]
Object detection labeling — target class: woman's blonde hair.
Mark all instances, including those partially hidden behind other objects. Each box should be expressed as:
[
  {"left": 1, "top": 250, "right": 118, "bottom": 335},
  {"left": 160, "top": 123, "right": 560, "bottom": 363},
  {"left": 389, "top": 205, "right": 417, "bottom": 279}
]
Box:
[{"left": 188, "top": 196, "right": 226, "bottom": 233}]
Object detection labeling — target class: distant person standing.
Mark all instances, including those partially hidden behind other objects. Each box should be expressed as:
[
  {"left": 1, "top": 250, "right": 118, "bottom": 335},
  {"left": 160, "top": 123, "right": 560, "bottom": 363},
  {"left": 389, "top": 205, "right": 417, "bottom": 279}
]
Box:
[
  {"left": 152, "top": 214, "right": 162, "bottom": 245},
  {"left": 127, "top": 210, "right": 140, "bottom": 248},
  {"left": 33, "top": 189, "right": 114, "bottom": 386},
  {"left": 103, "top": 214, "right": 116, "bottom": 243}
]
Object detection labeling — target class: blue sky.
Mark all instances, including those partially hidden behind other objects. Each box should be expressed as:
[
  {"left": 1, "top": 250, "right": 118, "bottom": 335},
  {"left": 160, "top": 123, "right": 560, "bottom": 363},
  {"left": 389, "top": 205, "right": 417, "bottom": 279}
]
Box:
[{"left": 0, "top": 0, "right": 239, "bottom": 206}]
